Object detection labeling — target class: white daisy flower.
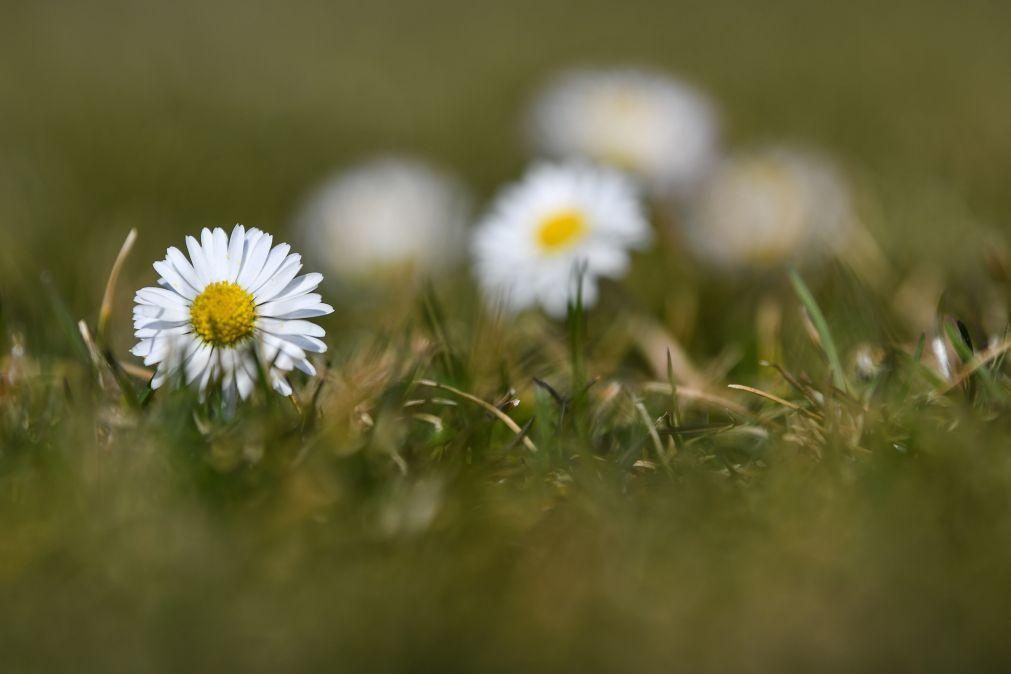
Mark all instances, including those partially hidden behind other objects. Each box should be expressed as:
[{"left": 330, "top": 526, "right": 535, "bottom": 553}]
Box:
[
  {"left": 472, "top": 162, "right": 651, "bottom": 317},
  {"left": 131, "top": 224, "right": 333, "bottom": 401},
  {"left": 527, "top": 67, "right": 719, "bottom": 197},
  {"left": 683, "top": 147, "right": 855, "bottom": 271},
  {"left": 292, "top": 156, "right": 470, "bottom": 281}
]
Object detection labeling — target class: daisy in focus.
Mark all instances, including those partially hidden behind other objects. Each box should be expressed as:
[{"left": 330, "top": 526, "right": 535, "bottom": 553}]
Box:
[
  {"left": 682, "top": 147, "right": 855, "bottom": 271},
  {"left": 527, "top": 68, "right": 720, "bottom": 196},
  {"left": 292, "top": 156, "right": 470, "bottom": 282},
  {"left": 472, "top": 162, "right": 651, "bottom": 317},
  {"left": 131, "top": 225, "right": 333, "bottom": 400}
]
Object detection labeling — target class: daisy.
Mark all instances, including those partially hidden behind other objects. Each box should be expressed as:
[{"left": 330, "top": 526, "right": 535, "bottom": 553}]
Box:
[
  {"left": 131, "top": 225, "right": 333, "bottom": 401},
  {"left": 471, "top": 162, "right": 651, "bottom": 317},
  {"left": 682, "top": 147, "right": 855, "bottom": 271},
  {"left": 527, "top": 67, "right": 720, "bottom": 197},
  {"left": 292, "top": 156, "right": 470, "bottom": 281}
]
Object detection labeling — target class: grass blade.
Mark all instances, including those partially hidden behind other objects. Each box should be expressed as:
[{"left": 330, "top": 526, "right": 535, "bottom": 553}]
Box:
[
  {"left": 97, "top": 228, "right": 137, "bottom": 343},
  {"left": 789, "top": 269, "right": 847, "bottom": 392}
]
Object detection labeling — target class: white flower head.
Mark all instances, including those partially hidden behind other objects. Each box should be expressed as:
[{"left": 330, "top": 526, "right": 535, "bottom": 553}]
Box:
[
  {"left": 293, "top": 156, "right": 470, "bottom": 281},
  {"left": 131, "top": 225, "right": 333, "bottom": 401},
  {"left": 472, "top": 162, "right": 651, "bottom": 317},
  {"left": 527, "top": 67, "right": 720, "bottom": 197},
  {"left": 683, "top": 147, "right": 855, "bottom": 271}
]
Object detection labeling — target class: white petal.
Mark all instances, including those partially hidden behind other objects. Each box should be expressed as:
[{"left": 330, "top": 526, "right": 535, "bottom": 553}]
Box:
[
  {"left": 260, "top": 332, "right": 307, "bottom": 362},
  {"left": 222, "top": 376, "right": 238, "bottom": 407},
  {"left": 197, "top": 355, "right": 215, "bottom": 399},
  {"left": 292, "top": 358, "right": 316, "bottom": 376},
  {"left": 153, "top": 260, "right": 198, "bottom": 299},
  {"left": 135, "top": 324, "right": 193, "bottom": 339},
  {"left": 201, "top": 228, "right": 224, "bottom": 282},
  {"left": 227, "top": 224, "right": 246, "bottom": 281},
  {"left": 185, "top": 236, "right": 213, "bottom": 287},
  {"left": 134, "top": 304, "right": 189, "bottom": 322},
  {"left": 249, "top": 244, "right": 291, "bottom": 292},
  {"left": 130, "top": 339, "right": 157, "bottom": 358},
  {"left": 220, "top": 349, "right": 239, "bottom": 401},
  {"left": 271, "top": 351, "right": 295, "bottom": 371},
  {"left": 257, "top": 294, "right": 334, "bottom": 319},
  {"left": 263, "top": 272, "right": 323, "bottom": 303},
  {"left": 135, "top": 287, "right": 189, "bottom": 309},
  {"left": 274, "top": 304, "right": 333, "bottom": 320},
  {"left": 142, "top": 343, "right": 173, "bottom": 367},
  {"left": 133, "top": 317, "right": 189, "bottom": 331},
  {"left": 186, "top": 343, "right": 213, "bottom": 385},
  {"left": 149, "top": 337, "right": 200, "bottom": 387},
  {"left": 200, "top": 228, "right": 215, "bottom": 271},
  {"left": 151, "top": 369, "right": 168, "bottom": 389},
  {"left": 213, "top": 227, "right": 230, "bottom": 279},
  {"left": 237, "top": 232, "right": 272, "bottom": 288},
  {"left": 141, "top": 335, "right": 190, "bottom": 367},
  {"left": 256, "top": 317, "right": 326, "bottom": 338},
  {"left": 271, "top": 375, "right": 293, "bottom": 397},
  {"left": 166, "top": 247, "right": 203, "bottom": 291},
  {"left": 236, "top": 358, "right": 256, "bottom": 400},
  {"left": 253, "top": 256, "right": 302, "bottom": 302},
  {"left": 275, "top": 333, "right": 327, "bottom": 354}
]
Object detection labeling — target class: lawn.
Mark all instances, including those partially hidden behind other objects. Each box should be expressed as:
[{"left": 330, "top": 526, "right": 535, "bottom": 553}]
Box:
[{"left": 2, "top": 1, "right": 1011, "bottom": 671}]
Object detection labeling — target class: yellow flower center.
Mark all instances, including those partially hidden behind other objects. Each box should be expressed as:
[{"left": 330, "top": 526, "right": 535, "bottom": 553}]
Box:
[
  {"left": 190, "top": 281, "right": 256, "bottom": 347},
  {"left": 536, "top": 209, "right": 588, "bottom": 252}
]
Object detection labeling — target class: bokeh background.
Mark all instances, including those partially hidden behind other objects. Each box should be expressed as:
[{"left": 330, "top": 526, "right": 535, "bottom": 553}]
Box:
[
  {"left": 3, "top": 0, "right": 1011, "bottom": 326},
  {"left": 3, "top": 1, "right": 1011, "bottom": 672}
]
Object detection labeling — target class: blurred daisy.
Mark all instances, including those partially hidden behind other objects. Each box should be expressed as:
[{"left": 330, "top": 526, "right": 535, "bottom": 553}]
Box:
[
  {"left": 131, "top": 225, "right": 333, "bottom": 401},
  {"left": 527, "top": 68, "right": 719, "bottom": 196},
  {"left": 293, "top": 156, "right": 469, "bottom": 281},
  {"left": 683, "top": 147, "right": 855, "bottom": 270},
  {"left": 472, "top": 162, "right": 651, "bottom": 317}
]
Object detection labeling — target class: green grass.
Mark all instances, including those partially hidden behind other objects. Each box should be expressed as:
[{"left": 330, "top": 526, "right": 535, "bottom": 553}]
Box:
[
  {"left": 4, "top": 257, "right": 1011, "bottom": 672},
  {"left": 3, "top": 0, "right": 1011, "bottom": 671}
]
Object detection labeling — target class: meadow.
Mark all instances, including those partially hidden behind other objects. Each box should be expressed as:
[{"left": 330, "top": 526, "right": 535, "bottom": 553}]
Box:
[{"left": 2, "top": 0, "right": 1011, "bottom": 671}]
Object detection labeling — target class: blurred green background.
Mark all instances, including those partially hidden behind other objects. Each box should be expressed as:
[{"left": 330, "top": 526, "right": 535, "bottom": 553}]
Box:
[
  {"left": 2, "top": 0, "right": 1010, "bottom": 326},
  {"left": 3, "top": 1, "right": 1011, "bottom": 672}
]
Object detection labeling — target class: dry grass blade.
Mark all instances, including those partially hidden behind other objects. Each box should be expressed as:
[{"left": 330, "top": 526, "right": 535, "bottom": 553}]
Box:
[
  {"left": 416, "top": 379, "right": 537, "bottom": 452},
  {"left": 630, "top": 317, "right": 706, "bottom": 389},
  {"left": 410, "top": 413, "right": 445, "bottom": 432},
  {"left": 727, "top": 384, "right": 821, "bottom": 420},
  {"left": 941, "top": 338, "right": 1011, "bottom": 394},
  {"left": 120, "top": 362, "right": 154, "bottom": 380},
  {"left": 77, "top": 320, "right": 105, "bottom": 382},
  {"left": 97, "top": 228, "right": 138, "bottom": 342},
  {"left": 760, "top": 361, "right": 821, "bottom": 404},
  {"left": 634, "top": 398, "right": 673, "bottom": 476},
  {"left": 643, "top": 382, "right": 750, "bottom": 416}
]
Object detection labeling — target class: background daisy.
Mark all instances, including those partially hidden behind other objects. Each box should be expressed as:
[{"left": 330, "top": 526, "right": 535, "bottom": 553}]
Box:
[
  {"left": 132, "top": 225, "right": 333, "bottom": 401},
  {"left": 472, "top": 162, "right": 651, "bottom": 317},
  {"left": 681, "top": 146, "right": 856, "bottom": 271},
  {"left": 527, "top": 67, "right": 720, "bottom": 197},
  {"left": 292, "top": 156, "right": 470, "bottom": 282}
]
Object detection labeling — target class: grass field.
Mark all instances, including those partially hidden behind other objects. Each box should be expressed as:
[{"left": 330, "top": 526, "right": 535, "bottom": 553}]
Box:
[{"left": 3, "top": 1, "right": 1011, "bottom": 671}]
